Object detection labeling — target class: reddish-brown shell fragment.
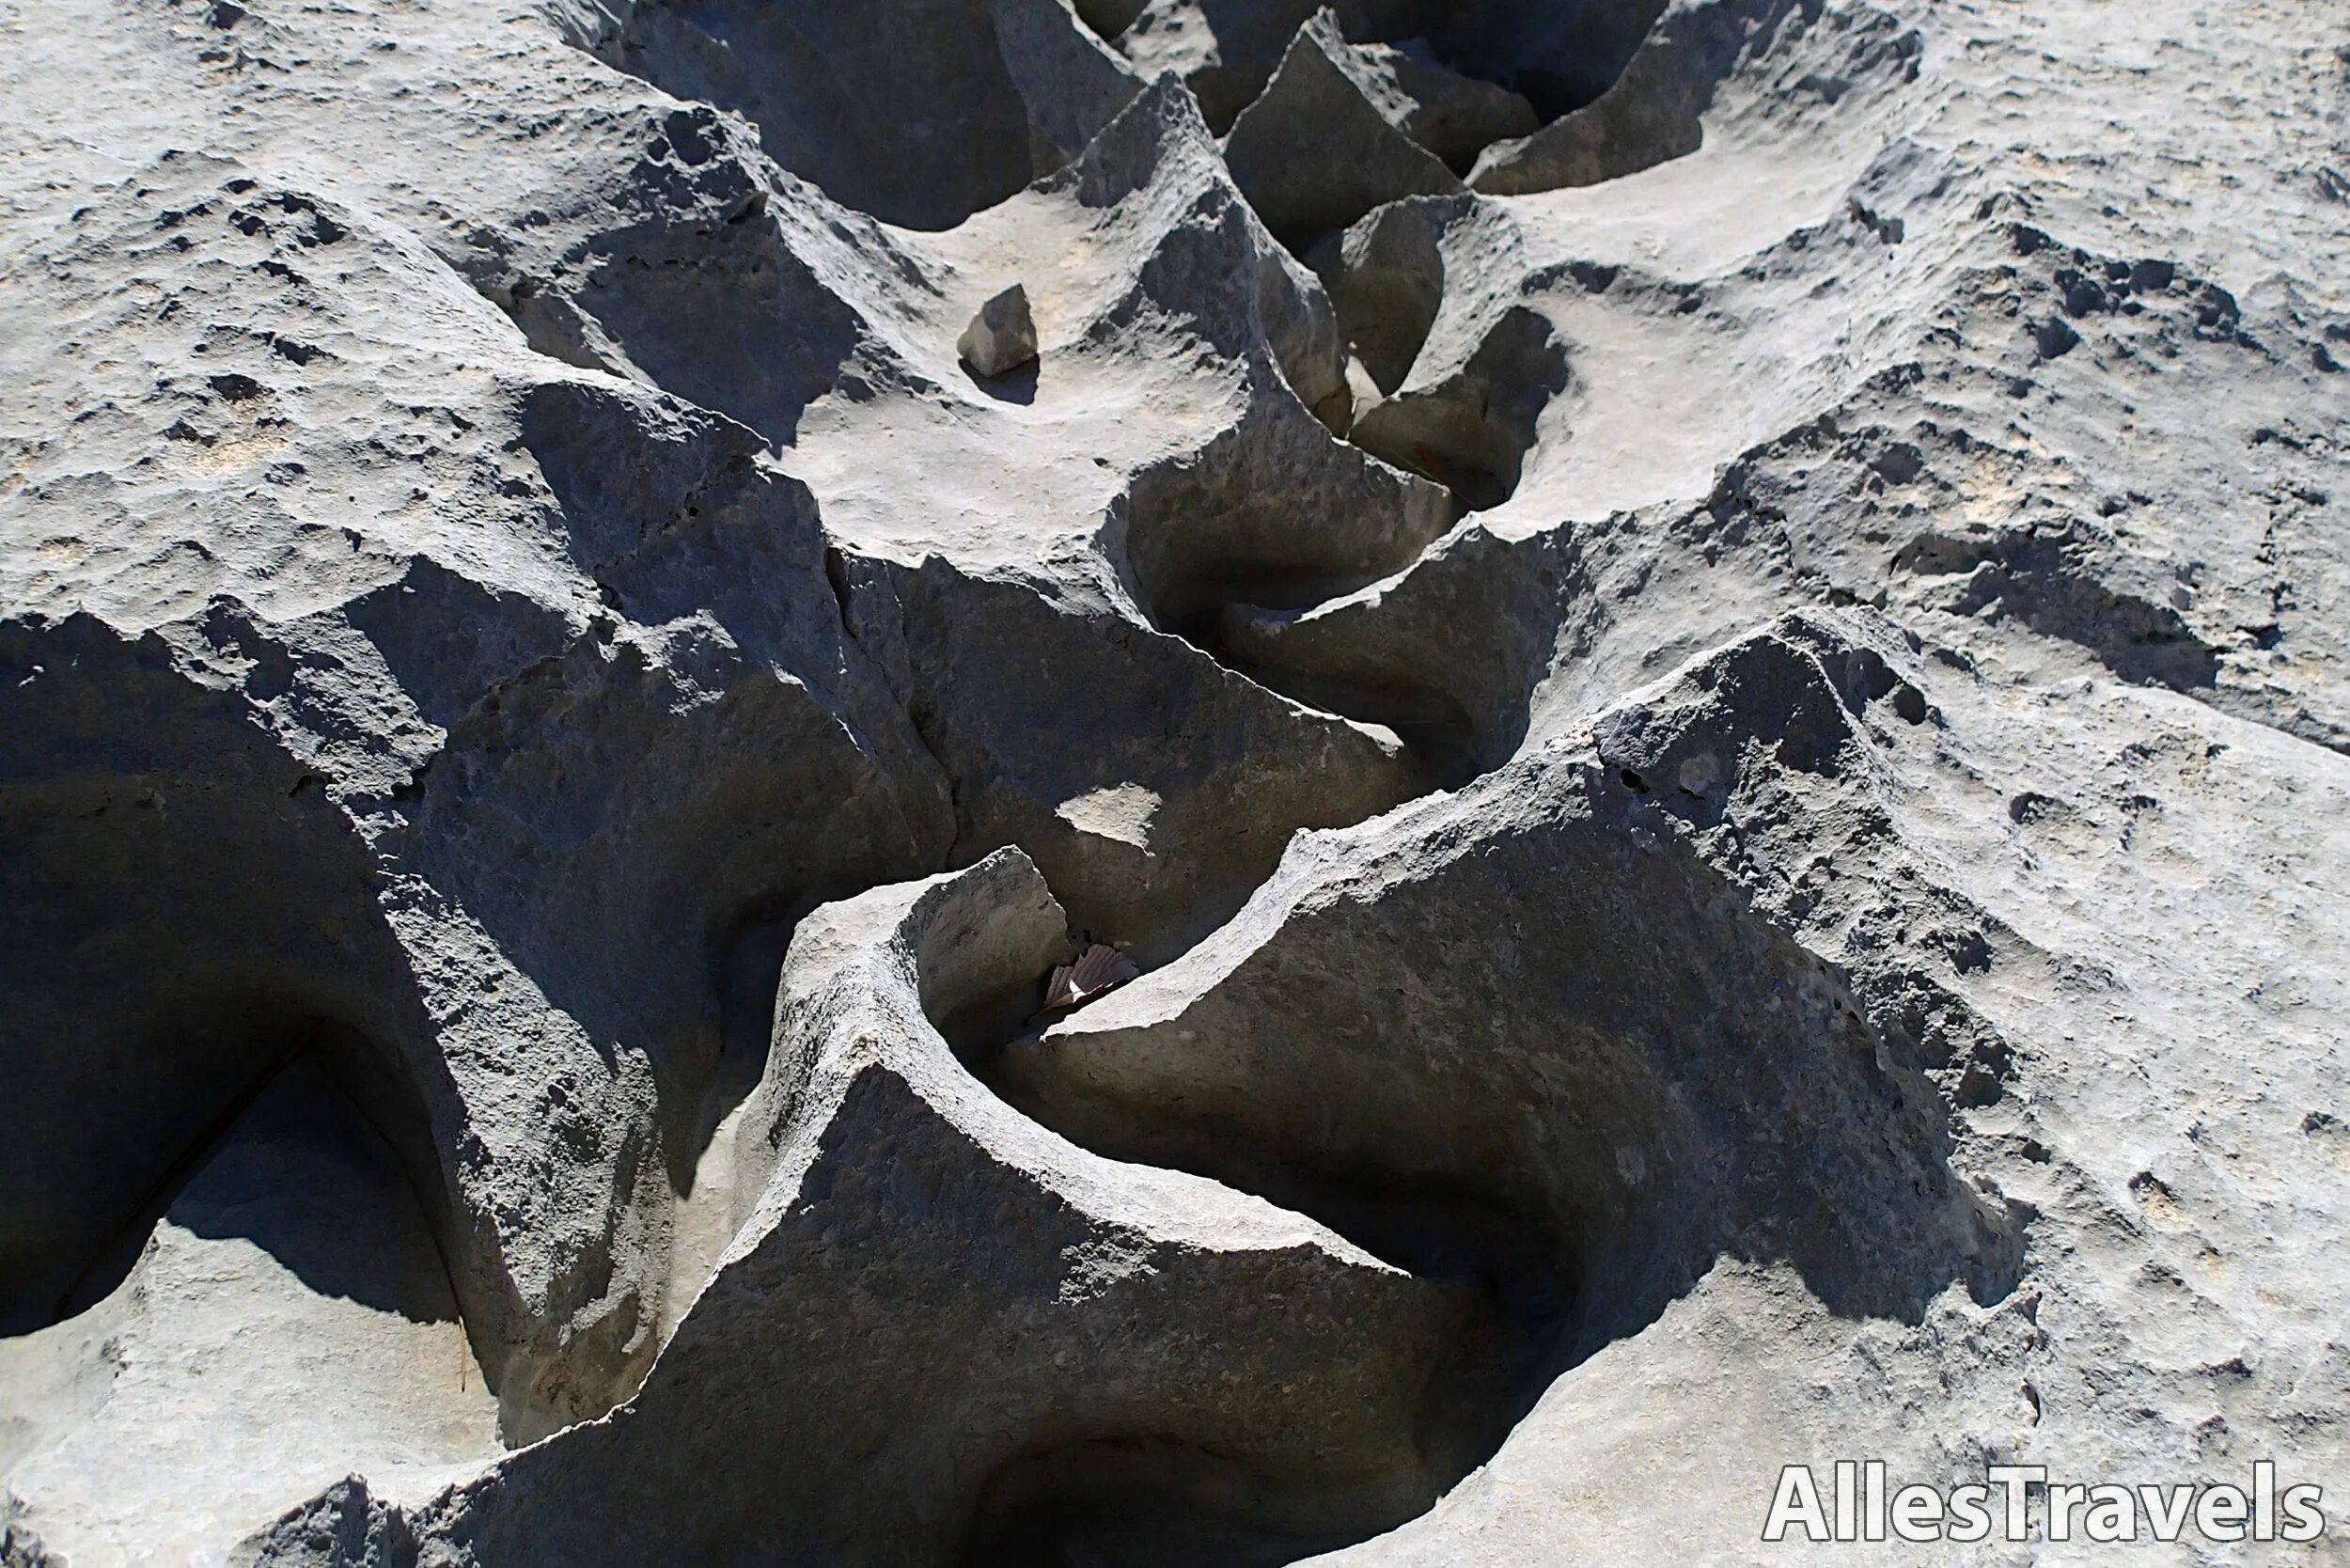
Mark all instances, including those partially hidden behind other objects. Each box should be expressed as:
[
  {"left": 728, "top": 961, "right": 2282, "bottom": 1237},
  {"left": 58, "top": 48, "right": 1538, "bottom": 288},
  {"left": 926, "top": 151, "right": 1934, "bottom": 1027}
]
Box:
[{"left": 1042, "top": 943, "right": 1141, "bottom": 1011}]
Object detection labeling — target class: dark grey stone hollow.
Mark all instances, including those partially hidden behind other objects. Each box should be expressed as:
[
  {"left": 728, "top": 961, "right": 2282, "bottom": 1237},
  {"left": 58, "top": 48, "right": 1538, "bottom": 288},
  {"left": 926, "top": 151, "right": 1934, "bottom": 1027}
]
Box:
[
  {"left": 567, "top": 0, "right": 1140, "bottom": 230},
  {"left": 1104, "top": 381, "right": 1567, "bottom": 790},
  {"left": 825, "top": 544, "right": 1420, "bottom": 967},
  {"left": 1114, "top": 392, "right": 1454, "bottom": 648},
  {"left": 988, "top": 734, "right": 2029, "bottom": 1497},
  {"left": 0, "top": 618, "right": 464, "bottom": 1343},
  {"left": 250, "top": 852, "right": 1483, "bottom": 1568},
  {"left": 1347, "top": 305, "right": 1571, "bottom": 513},
  {"left": 1306, "top": 196, "right": 1460, "bottom": 397},
  {"left": 1137, "top": 0, "right": 1669, "bottom": 138}
]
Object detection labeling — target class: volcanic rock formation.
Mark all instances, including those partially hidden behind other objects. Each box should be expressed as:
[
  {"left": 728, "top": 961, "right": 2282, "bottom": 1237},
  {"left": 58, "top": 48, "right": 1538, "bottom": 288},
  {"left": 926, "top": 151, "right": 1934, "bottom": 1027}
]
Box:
[{"left": 2, "top": 0, "right": 2347, "bottom": 1563}]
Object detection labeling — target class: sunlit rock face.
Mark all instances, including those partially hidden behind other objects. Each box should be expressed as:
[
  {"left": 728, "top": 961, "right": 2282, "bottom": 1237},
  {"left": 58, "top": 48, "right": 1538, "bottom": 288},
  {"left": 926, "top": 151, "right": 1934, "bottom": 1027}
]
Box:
[{"left": 3, "top": 0, "right": 2347, "bottom": 1563}]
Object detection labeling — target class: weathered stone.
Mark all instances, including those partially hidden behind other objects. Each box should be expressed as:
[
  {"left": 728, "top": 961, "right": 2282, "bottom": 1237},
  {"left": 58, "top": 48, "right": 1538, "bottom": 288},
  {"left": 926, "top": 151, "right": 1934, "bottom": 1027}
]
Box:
[
  {"left": 1220, "top": 12, "right": 1464, "bottom": 251},
  {"left": 956, "top": 283, "right": 1042, "bottom": 377}
]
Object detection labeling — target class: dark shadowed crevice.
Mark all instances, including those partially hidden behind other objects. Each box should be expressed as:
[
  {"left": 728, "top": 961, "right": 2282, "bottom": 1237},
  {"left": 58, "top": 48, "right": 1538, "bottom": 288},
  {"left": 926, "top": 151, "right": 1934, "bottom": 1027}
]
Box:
[
  {"left": 155, "top": 1051, "right": 473, "bottom": 1327},
  {"left": 981, "top": 749, "right": 2031, "bottom": 1497},
  {"left": 907, "top": 753, "right": 2026, "bottom": 1566},
  {"left": 830, "top": 545, "right": 1420, "bottom": 970},
  {"left": 1105, "top": 384, "right": 1561, "bottom": 791},
  {"left": 1303, "top": 197, "right": 1571, "bottom": 518},
  {"left": 44, "top": 1015, "right": 309, "bottom": 1325},
  {"left": 1121, "top": 0, "right": 1669, "bottom": 144},
  {"left": 914, "top": 857, "right": 1558, "bottom": 1566},
  {"left": 1347, "top": 304, "right": 1570, "bottom": 512},
  {"left": 1185, "top": 629, "right": 1491, "bottom": 790},
  {"left": 1105, "top": 394, "right": 1464, "bottom": 783},
  {"left": 960, "top": 1435, "right": 1418, "bottom": 1568},
  {"left": 0, "top": 616, "right": 482, "bottom": 1344},
  {"left": 693, "top": 891, "right": 833, "bottom": 1174},
  {"left": 572, "top": 1, "right": 1038, "bottom": 229},
  {"left": 1071, "top": 0, "right": 1149, "bottom": 45},
  {"left": 1165, "top": 0, "right": 1675, "bottom": 261},
  {"left": 43, "top": 1013, "right": 463, "bottom": 1335},
  {"left": 1307, "top": 197, "right": 1454, "bottom": 396},
  {"left": 559, "top": 0, "right": 1141, "bottom": 231}
]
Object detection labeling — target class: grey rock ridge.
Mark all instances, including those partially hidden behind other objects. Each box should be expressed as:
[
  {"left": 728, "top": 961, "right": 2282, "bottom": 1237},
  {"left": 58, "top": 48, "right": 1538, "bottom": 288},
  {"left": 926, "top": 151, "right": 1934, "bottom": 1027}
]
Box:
[{"left": 0, "top": 0, "right": 2345, "bottom": 1562}]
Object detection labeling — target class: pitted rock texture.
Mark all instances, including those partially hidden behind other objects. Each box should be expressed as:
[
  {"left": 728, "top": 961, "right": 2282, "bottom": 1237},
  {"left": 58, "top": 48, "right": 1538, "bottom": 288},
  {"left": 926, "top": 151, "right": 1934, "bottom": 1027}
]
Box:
[{"left": 2, "top": 0, "right": 2347, "bottom": 1563}]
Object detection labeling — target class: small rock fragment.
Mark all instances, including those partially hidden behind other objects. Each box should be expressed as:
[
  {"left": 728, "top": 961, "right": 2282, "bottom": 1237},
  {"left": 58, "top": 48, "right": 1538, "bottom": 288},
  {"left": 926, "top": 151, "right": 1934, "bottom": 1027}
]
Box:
[{"left": 956, "top": 283, "right": 1038, "bottom": 377}]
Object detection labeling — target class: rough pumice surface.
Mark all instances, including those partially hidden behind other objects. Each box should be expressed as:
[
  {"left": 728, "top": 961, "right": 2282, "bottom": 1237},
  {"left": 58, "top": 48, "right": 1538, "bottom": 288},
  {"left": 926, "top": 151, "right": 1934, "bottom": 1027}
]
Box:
[{"left": 0, "top": 0, "right": 2344, "bottom": 1563}]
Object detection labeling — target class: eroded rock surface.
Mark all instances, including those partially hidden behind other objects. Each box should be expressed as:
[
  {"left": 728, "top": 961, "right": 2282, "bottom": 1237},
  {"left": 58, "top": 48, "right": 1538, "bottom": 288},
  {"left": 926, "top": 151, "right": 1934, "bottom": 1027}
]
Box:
[{"left": 2, "top": 0, "right": 2346, "bottom": 1561}]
